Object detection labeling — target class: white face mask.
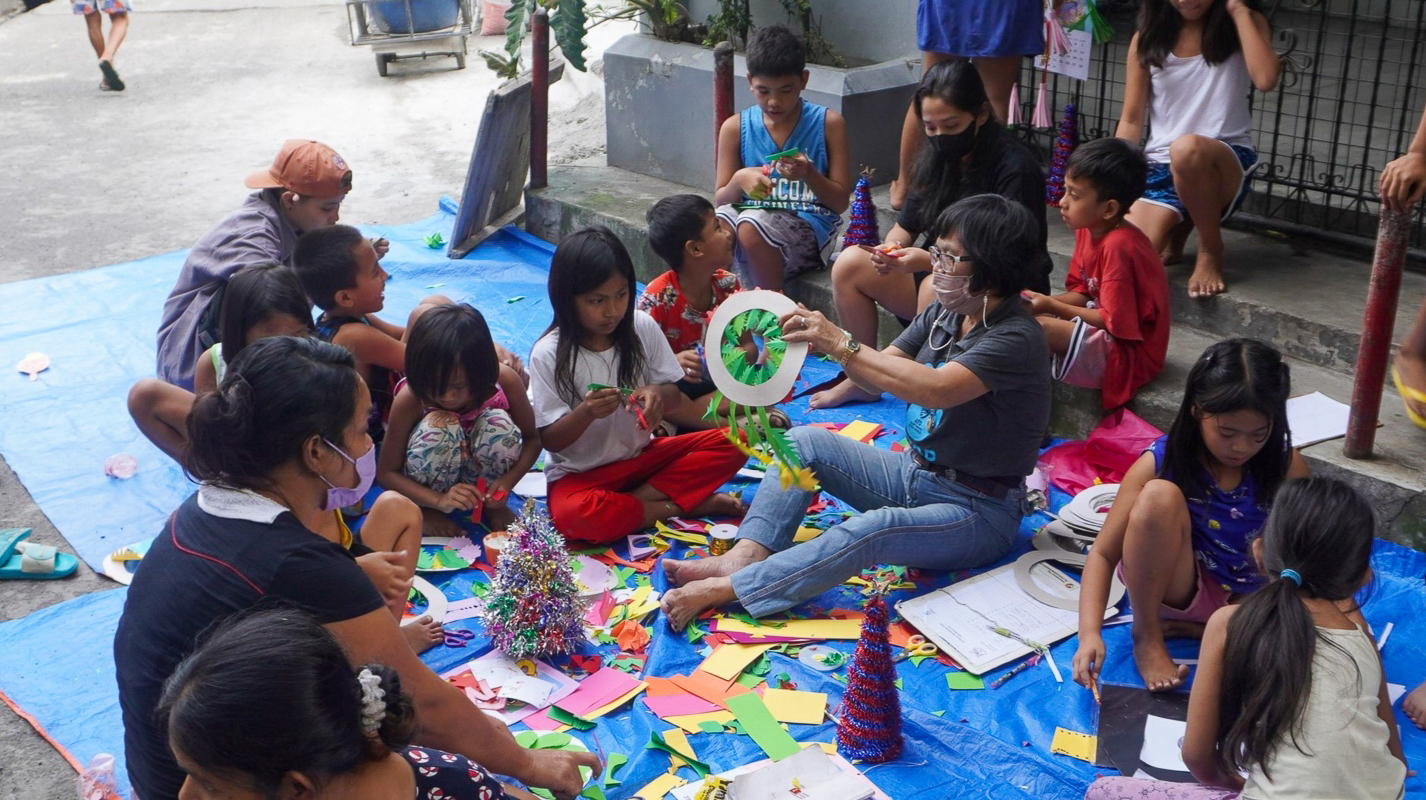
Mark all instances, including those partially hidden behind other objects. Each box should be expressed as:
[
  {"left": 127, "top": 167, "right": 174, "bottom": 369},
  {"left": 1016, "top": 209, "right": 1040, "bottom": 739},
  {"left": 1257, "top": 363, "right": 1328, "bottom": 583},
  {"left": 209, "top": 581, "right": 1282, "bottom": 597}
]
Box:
[{"left": 931, "top": 271, "right": 979, "bottom": 314}]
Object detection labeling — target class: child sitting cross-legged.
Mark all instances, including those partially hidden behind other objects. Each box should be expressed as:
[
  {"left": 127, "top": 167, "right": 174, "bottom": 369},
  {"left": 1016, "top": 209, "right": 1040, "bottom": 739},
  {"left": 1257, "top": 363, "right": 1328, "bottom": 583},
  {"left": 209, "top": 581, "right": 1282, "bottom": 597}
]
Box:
[
  {"left": 713, "top": 24, "right": 851, "bottom": 291},
  {"left": 639, "top": 193, "right": 790, "bottom": 432},
  {"left": 530, "top": 226, "right": 748, "bottom": 544},
  {"left": 1024, "top": 137, "right": 1171, "bottom": 409},
  {"left": 377, "top": 304, "right": 540, "bottom": 536}
]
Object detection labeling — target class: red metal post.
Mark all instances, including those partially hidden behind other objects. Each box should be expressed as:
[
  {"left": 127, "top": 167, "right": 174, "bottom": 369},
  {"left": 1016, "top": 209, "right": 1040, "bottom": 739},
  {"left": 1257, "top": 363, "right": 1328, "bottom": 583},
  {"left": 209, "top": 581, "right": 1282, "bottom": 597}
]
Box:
[
  {"left": 1344, "top": 207, "right": 1411, "bottom": 458},
  {"left": 713, "top": 41, "right": 734, "bottom": 155},
  {"left": 530, "top": 8, "right": 549, "bottom": 190}
]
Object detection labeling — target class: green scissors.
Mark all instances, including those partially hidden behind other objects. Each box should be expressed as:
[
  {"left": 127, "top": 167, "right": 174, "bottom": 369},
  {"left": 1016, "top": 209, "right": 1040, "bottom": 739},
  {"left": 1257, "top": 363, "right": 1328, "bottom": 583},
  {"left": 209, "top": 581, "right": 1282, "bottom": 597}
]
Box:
[{"left": 891, "top": 634, "right": 938, "bottom": 663}]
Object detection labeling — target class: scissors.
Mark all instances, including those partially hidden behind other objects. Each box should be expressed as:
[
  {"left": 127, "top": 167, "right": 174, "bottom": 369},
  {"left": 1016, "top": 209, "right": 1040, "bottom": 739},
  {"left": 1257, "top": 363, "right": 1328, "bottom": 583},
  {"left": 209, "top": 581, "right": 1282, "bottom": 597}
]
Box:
[
  {"left": 891, "top": 634, "right": 938, "bottom": 663},
  {"left": 443, "top": 628, "right": 475, "bottom": 648}
]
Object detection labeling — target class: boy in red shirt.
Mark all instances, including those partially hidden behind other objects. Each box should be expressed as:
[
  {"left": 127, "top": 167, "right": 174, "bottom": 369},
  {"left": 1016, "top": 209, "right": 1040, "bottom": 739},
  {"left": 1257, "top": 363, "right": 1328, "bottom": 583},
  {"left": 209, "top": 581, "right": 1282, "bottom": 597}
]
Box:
[{"left": 1025, "top": 137, "right": 1170, "bottom": 408}]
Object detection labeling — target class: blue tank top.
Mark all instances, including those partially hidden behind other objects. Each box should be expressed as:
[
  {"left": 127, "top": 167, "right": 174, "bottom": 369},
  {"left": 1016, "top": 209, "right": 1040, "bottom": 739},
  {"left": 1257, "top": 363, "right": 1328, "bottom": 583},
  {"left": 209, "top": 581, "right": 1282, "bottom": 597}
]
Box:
[
  {"left": 738, "top": 99, "right": 840, "bottom": 246},
  {"left": 1149, "top": 436, "right": 1268, "bottom": 593}
]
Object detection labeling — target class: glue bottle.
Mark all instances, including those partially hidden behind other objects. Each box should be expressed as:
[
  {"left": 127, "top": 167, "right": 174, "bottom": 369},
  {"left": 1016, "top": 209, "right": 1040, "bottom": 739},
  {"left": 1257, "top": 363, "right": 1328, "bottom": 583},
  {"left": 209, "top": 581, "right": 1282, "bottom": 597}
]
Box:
[{"left": 76, "top": 753, "right": 119, "bottom": 800}]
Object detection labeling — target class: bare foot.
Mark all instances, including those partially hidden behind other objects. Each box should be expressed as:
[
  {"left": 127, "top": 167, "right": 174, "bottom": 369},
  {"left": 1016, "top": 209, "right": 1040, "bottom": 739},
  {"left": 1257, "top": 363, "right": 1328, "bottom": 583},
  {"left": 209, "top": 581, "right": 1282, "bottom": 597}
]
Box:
[
  {"left": 1132, "top": 626, "right": 1191, "bottom": 691},
  {"left": 421, "top": 507, "right": 463, "bottom": 537},
  {"left": 401, "top": 615, "right": 444, "bottom": 654},
  {"left": 690, "top": 491, "right": 746, "bottom": 518},
  {"left": 1161, "top": 620, "right": 1206, "bottom": 640},
  {"left": 483, "top": 504, "right": 516, "bottom": 531},
  {"left": 808, "top": 378, "right": 881, "bottom": 410},
  {"left": 889, "top": 178, "right": 906, "bottom": 211},
  {"left": 662, "top": 576, "right": 738, "bottom": 632},
  {"left": 1187, "top": 251, "right": 1226, "bottom": 298},
  {"left": 1403, "top": 682, "right": 1426, "bottom": 729},
  {"left": 662, "top": 539, "right": 770, "bottom": 586}
]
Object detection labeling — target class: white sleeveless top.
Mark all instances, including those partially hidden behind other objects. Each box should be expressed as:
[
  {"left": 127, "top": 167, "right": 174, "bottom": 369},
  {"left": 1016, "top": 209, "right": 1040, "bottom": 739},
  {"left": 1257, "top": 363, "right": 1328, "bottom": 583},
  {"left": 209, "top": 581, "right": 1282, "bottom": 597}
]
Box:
[
  {"left": 1240, "top": 624, "right": 1406, "bottom": 800},
  {"left": 1143, "top": 49, "right": 1254, "bottom": 163}
]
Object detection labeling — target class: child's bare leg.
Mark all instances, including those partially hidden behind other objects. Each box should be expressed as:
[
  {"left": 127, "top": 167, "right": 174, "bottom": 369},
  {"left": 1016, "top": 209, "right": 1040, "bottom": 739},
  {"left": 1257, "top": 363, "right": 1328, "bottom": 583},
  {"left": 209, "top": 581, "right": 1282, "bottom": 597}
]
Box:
[
  {"left": 84, "top": 12, "right": 106, "bottom": 57},
  {"left": 359, "top": 492, "right": 423, "bottom": 613},
  {"left": 101, "top": 11, "right": 128, "bottom": 63},
  {"left": 735, "top": 222, "right": 787, "bottom": 292},
  {"left": 1125, "top": 201, "right": 1183, "bottom": 264},
  {"left": 1169, "top": 135, "right": 1243, "bottom": 298},
  {"left": 1121, "top": 479, "right": 1198, "bottom": 691},
  {"left": 1037, "top": 317, "right": 1075, "bottom": 355},
  {"left": 891, "top": 52, "right": 960, "bottom": 209},
  {"left": 127, "top": 379, "right": 195, "bottom": 461},
  {"left": 631, "top": 483, "right": 743, "bottom": 529}
]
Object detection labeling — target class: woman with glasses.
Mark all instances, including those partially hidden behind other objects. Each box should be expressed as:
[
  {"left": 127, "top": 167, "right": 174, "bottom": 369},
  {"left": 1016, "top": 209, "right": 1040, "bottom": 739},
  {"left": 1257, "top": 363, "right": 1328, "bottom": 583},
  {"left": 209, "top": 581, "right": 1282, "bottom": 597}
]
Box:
[
  {"left": 812, "top": 59, "right": 1053, "bottom": 408},
  {"left": 661, "top": 194, "right": 1052, "bottom": 630}
]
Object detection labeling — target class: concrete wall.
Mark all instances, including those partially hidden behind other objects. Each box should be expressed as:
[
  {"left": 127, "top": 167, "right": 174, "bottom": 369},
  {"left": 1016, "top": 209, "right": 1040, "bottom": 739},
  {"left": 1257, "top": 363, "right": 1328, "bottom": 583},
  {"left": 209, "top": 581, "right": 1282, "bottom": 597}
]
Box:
[
  {"left": 684, "top": 0, "right": 919, "bottom": 65},
  {"left": 605, "top": 34, "right": 919, "bottom": 189}
]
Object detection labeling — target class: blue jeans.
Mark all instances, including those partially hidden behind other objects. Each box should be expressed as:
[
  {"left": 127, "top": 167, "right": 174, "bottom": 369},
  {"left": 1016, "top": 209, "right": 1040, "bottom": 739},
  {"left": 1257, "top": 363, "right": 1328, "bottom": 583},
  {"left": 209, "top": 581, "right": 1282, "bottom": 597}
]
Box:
[{"left": 730, "top": 426, "right": 1025, "bottom": 617}]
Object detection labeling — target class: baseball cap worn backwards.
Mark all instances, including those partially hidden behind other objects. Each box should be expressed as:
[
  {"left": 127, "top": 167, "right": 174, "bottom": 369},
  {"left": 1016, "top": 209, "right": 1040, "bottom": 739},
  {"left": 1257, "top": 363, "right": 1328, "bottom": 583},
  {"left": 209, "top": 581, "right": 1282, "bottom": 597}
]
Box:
[{"left": 245, "top": 140, "right": 353, "bottom": 197}]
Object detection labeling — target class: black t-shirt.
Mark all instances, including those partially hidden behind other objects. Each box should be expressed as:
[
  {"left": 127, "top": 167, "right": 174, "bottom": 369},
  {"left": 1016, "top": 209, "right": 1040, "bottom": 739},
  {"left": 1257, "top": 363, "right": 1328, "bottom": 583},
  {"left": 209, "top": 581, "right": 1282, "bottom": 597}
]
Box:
[
  {"left": 897, "top": 134, "right": 1053, "bottom": 294},
  {"left": 114, "top": 488, "right": 385, "bottom": 800}
]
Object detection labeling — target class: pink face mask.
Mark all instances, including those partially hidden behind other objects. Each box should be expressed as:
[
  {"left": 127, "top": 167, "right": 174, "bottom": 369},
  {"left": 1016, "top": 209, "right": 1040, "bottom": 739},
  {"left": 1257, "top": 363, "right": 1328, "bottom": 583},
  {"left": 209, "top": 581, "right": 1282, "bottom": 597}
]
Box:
[
  {"left": 319, "top": 439, "right": 376, "bottom": 511},
  {"left": 931, "top": 271, "right": 979, "bottom": 314}
]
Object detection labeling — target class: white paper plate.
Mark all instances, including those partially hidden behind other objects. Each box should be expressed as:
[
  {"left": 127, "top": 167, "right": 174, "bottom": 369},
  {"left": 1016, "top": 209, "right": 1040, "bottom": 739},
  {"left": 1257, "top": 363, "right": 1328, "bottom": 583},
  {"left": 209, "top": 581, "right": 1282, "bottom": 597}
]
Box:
[{"left": 570, "top": 555, "right": 618, "bottom": 596}]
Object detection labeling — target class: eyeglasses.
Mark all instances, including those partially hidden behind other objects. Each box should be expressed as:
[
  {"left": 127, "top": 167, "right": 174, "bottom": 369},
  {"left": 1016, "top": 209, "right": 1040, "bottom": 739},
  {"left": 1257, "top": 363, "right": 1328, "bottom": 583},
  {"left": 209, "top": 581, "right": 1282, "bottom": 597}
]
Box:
[{"left": 928, "top": 245, "right": 972, "bottom": 275}]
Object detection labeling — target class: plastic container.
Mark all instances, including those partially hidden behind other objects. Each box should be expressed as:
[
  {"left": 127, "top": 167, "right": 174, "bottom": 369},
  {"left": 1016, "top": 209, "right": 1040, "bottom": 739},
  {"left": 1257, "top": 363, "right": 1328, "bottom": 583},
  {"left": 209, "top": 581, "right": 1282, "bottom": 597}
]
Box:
[
  {"left": 483, "top": 532, "right": 509, "bottom": 566},
  {"left": 369, "top": 0, "right": 459, "bottom": 34},
  {"left": 77, "top": 754, "right": 119, "bottom": 800}
]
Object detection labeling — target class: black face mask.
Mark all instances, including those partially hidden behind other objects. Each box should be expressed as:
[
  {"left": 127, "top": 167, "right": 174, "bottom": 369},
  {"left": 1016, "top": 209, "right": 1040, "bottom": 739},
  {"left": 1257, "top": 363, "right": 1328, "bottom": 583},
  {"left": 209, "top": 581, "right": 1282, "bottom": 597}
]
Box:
[{"left": 930, "top": 123, "right": 978, "bottom": 161}]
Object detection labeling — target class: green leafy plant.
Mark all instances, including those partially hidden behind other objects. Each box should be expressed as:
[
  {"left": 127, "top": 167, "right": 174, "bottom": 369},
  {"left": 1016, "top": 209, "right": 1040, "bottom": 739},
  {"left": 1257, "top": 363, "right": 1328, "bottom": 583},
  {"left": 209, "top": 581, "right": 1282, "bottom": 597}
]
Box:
[{"left": 479, "top": 0, "right": 589, "bottom": 80}]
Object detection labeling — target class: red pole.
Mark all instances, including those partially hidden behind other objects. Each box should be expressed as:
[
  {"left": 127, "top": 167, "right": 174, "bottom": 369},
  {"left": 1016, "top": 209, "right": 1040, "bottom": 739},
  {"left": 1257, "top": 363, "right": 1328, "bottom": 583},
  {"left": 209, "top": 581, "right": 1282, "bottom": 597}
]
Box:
[
  {"left": 1344, "top": 207, "right": 1411, "bottom": 458},
  {"left": 530, "top": 8, "right": 549, "bottom": 190},
  {"left": 714, "top": 41, "right": 734, "bottom": 155}
]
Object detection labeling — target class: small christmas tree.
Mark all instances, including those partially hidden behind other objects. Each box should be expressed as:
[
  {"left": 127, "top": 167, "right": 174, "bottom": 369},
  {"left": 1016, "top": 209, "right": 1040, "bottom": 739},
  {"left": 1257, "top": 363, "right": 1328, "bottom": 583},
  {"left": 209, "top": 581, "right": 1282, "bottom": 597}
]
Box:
[
  {"left": 1046, "top": 104, "right": 1079, "bottom": 206},
  {"left": 836, "top": 593, "right": 903, "bottom": 763},
  {"left": 840, "top": 168, "right": 880, "bottom": 251},
  {"left": 482, "top": 501, "right": 584, "bottom": 658}
]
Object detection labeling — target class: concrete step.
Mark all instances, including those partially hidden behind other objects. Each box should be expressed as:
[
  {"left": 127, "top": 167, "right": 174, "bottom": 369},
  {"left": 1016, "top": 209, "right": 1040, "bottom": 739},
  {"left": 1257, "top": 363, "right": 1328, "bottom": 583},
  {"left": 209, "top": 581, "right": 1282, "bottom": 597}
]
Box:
[{"left": 524, "top": 162, "right": 1426, "bottom": 550}]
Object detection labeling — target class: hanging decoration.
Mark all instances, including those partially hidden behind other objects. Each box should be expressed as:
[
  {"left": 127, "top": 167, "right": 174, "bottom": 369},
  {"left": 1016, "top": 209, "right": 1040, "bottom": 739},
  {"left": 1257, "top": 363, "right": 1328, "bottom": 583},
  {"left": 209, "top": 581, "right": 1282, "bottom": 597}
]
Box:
[{"left": 1046, "top": 104, "right": 1079, "bottom": 206}]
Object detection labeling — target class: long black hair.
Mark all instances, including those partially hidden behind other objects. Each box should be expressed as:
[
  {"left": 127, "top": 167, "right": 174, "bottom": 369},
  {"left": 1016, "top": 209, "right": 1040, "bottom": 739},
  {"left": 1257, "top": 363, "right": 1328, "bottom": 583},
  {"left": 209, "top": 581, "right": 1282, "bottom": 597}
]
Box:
[
  {"left": 906, "top": 59, "right": 1008, "bottom": 237},
  {"left": 217, "top": 262, "right": 315, "bottom": 364},
  {"left": 159, "top": 608, "right": 417, "bottom": 794},
  {"left": 543, "top": 226, "right": 644, "bottom": 405},
  {"left": 1136, "top": 0, "right": 1261, "bottom": 69},
  {"left": 1160, "top": 338, "right": 1291, "bottom": 503},
  {"left": 404, "top": 303, "right": 499, "bottom": 411},
  {"left": 1217, "top": 477, "right": 1375, "bottom": 779},
  {"left": 185, "top": 336, "right": 359, "bottom": 490}
]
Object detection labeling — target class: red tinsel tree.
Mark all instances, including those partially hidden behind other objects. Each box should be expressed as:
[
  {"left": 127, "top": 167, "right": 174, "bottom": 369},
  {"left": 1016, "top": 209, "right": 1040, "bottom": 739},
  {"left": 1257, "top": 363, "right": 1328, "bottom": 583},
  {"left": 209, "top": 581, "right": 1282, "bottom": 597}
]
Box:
[
  {"left": 836, "top": 593, "right": 903, "bottom": 763},
  {"left": 1046, "top": 103, "right": 1079, "bottom": 206},
  {"left": 841, "top": 168, "right": 880, "bottom": 250}
]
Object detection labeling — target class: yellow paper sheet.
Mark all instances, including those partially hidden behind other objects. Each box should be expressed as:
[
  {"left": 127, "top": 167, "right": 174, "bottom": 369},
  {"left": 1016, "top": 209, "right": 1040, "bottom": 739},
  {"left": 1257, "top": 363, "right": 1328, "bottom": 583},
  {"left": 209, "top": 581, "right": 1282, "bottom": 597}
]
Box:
[
  {"left": 794, "top": 526, "right": 824, "bottom": 543},
  {"left": 761, "top": 688, "right": 827, "bottom": 725},
  {"left": 837, "top": 420, "right": 881, "bottom": 442},
  {"left": 661, "top": 727, "right": 701, "bottom": 767},
  {"left": 582, "top": 683, "right": 648, "bottom": 719},
  {"left": 697, "top": 642, "right": 776, "bottom": 681},
  {"left": 715, "top": 616, "right": 863, "bottom": 641},
  {"left": 654, "top": 521, "right": 709, "bottom": 545},
  {"left": 1050, "top": 727, "right": 1097, "bottom": 763},
  {"left": 662, "top": 710, "right": 736, "bottom": 734},
  {"left": 629, "top": 772, "right": 687, "bottom": 800},
  {"left": 625, "top": 584, "right": 661, "bottom": 619}
]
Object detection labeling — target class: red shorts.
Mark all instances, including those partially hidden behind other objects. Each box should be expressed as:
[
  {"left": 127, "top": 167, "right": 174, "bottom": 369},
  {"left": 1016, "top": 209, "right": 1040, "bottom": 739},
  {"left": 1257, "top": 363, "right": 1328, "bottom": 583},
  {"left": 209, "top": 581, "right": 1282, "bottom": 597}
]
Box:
[{"left": 1118, "top": 559, "right": 1232, "bottom": 624}]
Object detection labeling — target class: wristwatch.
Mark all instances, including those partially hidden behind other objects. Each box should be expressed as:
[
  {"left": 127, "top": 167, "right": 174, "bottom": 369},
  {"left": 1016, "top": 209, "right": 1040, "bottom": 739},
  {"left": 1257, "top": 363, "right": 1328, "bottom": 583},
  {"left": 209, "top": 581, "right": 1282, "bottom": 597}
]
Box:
[{"left": 835, "top": 331, "right": 861, "bottom": 367}]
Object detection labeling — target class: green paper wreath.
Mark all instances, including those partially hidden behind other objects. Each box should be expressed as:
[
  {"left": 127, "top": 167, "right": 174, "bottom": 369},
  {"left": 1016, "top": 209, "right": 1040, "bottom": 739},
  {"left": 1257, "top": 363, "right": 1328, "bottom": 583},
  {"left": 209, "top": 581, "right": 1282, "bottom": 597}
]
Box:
[{"left": 720, "top": 307, "right": 788, "bottom": 387}]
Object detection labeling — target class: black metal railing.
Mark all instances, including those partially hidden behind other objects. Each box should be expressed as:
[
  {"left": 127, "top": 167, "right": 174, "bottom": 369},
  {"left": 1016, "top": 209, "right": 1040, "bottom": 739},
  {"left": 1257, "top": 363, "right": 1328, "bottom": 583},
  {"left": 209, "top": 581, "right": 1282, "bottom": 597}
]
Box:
[{"left": 1013, "top": 0, "right": 1426, "bottom": 262}]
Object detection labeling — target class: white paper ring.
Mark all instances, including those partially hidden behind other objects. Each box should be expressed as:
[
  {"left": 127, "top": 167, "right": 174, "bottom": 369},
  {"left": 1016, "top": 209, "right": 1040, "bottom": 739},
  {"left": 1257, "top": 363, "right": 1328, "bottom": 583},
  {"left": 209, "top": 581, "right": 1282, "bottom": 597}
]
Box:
[{"left": 702, "top": 290, "right": 808, "bottom": 407}]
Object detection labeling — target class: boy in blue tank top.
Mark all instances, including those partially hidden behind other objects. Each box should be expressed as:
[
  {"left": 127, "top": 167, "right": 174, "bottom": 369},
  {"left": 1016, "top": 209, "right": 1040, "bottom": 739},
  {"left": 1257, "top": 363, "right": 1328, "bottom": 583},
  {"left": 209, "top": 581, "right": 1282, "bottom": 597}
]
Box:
[{"left": 714, "top": 24, "right": 851, "bottom": 291}]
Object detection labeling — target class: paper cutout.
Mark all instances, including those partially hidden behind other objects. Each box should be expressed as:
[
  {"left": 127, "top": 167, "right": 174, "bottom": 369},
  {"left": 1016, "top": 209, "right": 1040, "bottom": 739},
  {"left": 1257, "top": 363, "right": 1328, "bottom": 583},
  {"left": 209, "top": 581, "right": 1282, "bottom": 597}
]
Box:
[
  {"left": 581, "top": 683, "right": 648, "bottom": 720},
  {"left": 444, "top": 596, "right": 486, "bottom": 623},
  {"left": 661, "top": 728, "right": 705, "bottom": 773},
  {"left": 698, "top": 643, "right": 777, "bottom": 681},
  {"left": 602, "top": 753, "right": 629, "bottom": 788},
  {"left": 664, "top": 710, "right": 737, "bottom": 734},
  {"left": 648, "top": 730, "right": 710, "bottom": 777},
  {"left": 669, "top": 671, "right": 749, "bottom": 708},
  {"left": 613, "top": 619, "right": 651, "bottom": 653},
  {"left": 1390, "top": 683, "right": 1406, "bottom": 703},
  {"left": 713, "top": 617, "right": 863, "bottom": 641},
  {"left": 946, "top": 672, "right": 985, "bottom": 690},
  {"left": 726, "top": 692, "right": 802, "bottom": 761},
  {"left": 1139, "top": 715, "right": 1190, "bottom": 773},
  {"left": 1051, "top": 727, "right": 1097, "bottom": 763},
  {"left": 645, "top": 676, "right": 686, "bottom": 697},
  {"left": 836, "top": 420, "right": 882, "bottom": 443},
  {"left": 546, "top": 706, "right": 596, "bottom": 730},
  {"left": 794, "top": 526, "right": 824, "bottom": 543},
  {"left": 645, "top": 693, "right": 723, "bottom": 718},
  {"left": 628, "top": 772, "right": 686, "bottom": 800},
  {"left": 761, "top": 689, "right": 827, "bottom": 725}
]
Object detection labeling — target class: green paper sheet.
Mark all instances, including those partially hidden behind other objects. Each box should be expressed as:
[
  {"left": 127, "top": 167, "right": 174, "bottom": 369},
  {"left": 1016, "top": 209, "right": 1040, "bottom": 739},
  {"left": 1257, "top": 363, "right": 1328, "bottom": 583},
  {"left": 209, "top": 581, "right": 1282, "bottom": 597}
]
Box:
[
  {"left": 602, "top": 753, "right": 629, "bottom": 788},
  {"left": 947, "top": 672, "right": 985, "bottom": 690},
  {"left": 547, "top": 706, "right": 596, "bottom": 731},
  {"left": 726, "top": 692, "right": 800, "bottom": 761},
  {"left": 647, "top": 731, "right": 710, "bottom": 777}
]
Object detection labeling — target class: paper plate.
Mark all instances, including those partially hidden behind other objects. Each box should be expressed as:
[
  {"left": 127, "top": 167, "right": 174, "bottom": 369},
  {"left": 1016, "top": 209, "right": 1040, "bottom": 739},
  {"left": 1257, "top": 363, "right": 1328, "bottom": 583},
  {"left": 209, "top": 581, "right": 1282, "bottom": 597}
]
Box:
[
  {"left": 402, "top": 574, "right": 448, "bottom": 626},
  {"left": 570, "top": 555, "right": 618, "bottom": 596},
  {"left": 100, "top": 538, "right": 153, "bottom": 586},
  {"left": 416, "top": 536, "right": 480, "bottom": 573}
]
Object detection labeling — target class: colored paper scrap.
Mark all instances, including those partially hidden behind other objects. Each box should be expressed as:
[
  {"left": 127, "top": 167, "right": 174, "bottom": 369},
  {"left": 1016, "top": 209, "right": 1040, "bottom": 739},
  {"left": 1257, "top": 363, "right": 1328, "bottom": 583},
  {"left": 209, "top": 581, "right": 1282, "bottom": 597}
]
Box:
[
  {"left": 546, "top": 706, "right": 596, "bottom": 731},
  {"left": 582, "top": 683, "right": 647, "bottom": 720},
  {"left": 713, "top": 617, "right": 863, "bottom": 641},
  {"left": 645, "top": 676, "right": 685, "bottom": 697},
  {"left": 1051, "top": 727, "right": 1097, "bottom": 763},
  {"left": 698, "top": 642, "right": 777, "bottom": 681},
  {"left": 629, "top": 773, "right": 686, "bottom": 800},
  {"left": 561, "top": 669, "right": 646, "bottom": 716},
  {"left": 613, "top": 619, "right": 652, "bottom": 653},
  {"left": 645, "top": 693, "right": 723, "bottom": 718},
  {"left": 663, "top": 710, "right": 737, "bottom": 735},
  {"left": 669, "top": 671, "right": 750, "bottom": 708},
  {"left": 726, "top": 692, "right": 801, "bottom": 761},
  {"left": 760, "top": 689, "right": 827, "bottom": 725},
  {"left": 836, "top": 420, "right": 882, "bottom": 443},
  {"left": 649, "top": 730, "right": 710, "bottom": 777},
  {"left": 602, "top": 753, "right": 629, "bottom": 788},
  {"left": 585, "top": 591, "right": 616, "bottom": 626},
  {"left": 946, "top": 672, "right": 985, "bottom": 690},
  {"left": 793, "top": 526, "right": 824, "bottom": 543}
]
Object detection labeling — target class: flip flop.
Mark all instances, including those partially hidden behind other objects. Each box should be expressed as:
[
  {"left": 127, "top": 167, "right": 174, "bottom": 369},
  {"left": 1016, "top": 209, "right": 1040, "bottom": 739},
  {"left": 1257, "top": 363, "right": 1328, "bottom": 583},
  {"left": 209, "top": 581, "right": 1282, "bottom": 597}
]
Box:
[
  {"left": 98, "top": 59, "right": 124, "bottom": 92},
  {"left": 1392, "top": 365, "right": 1426, "bottom": 430},
  {"left": 0, "top": 540, "right": 79, "bottom": 580},
  {"left": 0, "top": 528, "right": 31, "bottom": 564}
]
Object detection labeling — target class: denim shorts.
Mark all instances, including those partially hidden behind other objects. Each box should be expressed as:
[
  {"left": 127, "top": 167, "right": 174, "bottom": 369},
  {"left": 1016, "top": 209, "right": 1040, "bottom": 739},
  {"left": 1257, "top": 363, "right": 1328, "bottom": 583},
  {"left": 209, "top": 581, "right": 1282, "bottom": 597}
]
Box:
[{"left": 1140, "top": 142, "right": 1259, "bottom": 221}]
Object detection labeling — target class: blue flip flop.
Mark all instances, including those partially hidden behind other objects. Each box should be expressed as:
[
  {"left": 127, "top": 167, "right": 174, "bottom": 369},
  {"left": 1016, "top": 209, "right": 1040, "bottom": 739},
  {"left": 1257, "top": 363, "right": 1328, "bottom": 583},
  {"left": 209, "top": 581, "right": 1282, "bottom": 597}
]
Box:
[
  {"left": 0, "top": 535, "right": 79, "bottom": 580},
  {"left": 0, "top": 528, "right": 30, "bottom": 564}
]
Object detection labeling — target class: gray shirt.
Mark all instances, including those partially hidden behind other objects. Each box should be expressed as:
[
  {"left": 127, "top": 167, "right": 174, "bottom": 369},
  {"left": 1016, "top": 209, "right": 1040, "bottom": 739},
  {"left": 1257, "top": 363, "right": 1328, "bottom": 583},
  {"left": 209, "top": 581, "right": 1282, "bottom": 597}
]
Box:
[
  {"left": 154, "top": 191, "right": 298, "bottom": 389},
  {"left": 891, "top": 298, "right": 1051, "bottom": 479}
]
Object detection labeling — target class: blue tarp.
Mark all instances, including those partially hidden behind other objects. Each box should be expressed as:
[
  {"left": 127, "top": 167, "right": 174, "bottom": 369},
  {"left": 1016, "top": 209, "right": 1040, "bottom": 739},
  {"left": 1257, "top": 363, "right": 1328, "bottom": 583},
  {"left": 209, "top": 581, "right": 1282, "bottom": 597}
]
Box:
[{"left": 0, "top": 202, "right": 1422, "bottom": 800}]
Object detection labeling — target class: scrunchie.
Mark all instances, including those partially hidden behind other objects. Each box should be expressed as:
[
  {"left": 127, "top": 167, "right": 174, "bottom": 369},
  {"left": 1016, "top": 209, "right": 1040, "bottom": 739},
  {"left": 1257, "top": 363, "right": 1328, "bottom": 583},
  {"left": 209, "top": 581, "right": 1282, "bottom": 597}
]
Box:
[{"left": 356, "top": 668, "right": 387, "bottom": 736}]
